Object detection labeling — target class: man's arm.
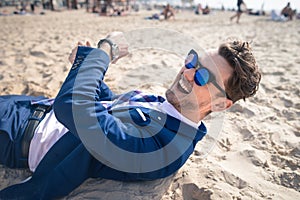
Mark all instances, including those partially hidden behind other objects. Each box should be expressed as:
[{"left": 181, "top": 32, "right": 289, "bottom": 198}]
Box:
[
  {"left": 53, "top": 46, "right": 112, "bottom": 136},
  {"left": 54, "top": 32, "right": 129, "bottom": 137}
]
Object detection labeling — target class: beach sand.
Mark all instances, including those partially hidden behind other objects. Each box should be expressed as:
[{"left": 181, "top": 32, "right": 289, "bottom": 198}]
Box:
[{"left": 0, "top": 8, "right": 299, "bottom": 200}]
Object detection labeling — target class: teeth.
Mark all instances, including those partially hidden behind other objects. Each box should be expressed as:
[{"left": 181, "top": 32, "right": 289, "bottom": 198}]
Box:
[
  {"left": 179, "top": 79, "right": 189, "bottom": 93},
  {"left": 178, "top": 75, "right": 191, "bottom": 94}
]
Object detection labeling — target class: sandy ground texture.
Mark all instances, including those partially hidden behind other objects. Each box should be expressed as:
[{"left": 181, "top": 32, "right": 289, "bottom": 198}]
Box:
[{"left": 0, "top": 7, "right": 300, "bottom": 200}]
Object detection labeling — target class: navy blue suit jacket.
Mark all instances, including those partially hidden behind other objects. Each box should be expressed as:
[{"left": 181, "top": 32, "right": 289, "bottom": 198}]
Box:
[{"left": 0, "top": 47, "right": 206, "bottom": 199}]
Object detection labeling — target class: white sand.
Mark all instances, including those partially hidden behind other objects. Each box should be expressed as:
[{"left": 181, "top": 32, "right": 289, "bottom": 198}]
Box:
[{"left": 0, "top": 8, "right": 299, "bottom": 199}]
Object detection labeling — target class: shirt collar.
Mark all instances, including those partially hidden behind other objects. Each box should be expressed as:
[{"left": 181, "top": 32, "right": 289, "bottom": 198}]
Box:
[{"left": 160, "top": 100, "right": 199, "bottom": 129}]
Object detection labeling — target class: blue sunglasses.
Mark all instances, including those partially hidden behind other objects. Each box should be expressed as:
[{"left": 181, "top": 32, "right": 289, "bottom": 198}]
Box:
[{"left": 185, "top": 49, "right": 232, "bottom": 100}]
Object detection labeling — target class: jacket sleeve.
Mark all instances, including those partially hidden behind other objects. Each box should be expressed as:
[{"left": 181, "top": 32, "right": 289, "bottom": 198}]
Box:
[{"left": 53, "top": 46, "right": 113, "bottom": 137}]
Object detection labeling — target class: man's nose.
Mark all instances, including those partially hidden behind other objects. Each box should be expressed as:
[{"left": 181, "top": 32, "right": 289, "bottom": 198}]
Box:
[{"left": 183, "top": 68, "right": 195, "bottom": 82}]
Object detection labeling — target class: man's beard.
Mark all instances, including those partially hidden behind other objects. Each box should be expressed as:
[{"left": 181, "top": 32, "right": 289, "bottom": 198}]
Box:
[
  {"left": 165, "top": 89, "right": 200, "bottom": 113},
  {"left": 165, "top": 89, "right": 181, "bottom": 112}
]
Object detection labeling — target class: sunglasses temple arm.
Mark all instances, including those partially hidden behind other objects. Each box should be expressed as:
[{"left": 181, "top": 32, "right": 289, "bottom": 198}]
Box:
[{"left": 212, "top": 81, "right": 231, "bottom": 100}]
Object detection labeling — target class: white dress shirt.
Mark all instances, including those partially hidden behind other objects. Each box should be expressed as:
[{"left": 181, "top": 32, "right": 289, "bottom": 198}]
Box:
[{"left": 28, "top": 100, "right": 198, "bottom": 172}]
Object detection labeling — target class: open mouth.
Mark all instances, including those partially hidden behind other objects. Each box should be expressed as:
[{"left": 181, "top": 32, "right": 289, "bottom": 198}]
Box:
[{"left": 177, "top": 74, "right": 192, "bottom": 94}]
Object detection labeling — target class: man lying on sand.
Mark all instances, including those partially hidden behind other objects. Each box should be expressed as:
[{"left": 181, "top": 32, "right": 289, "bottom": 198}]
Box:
[{"left": 0, "top": 32, "right": 261, "bottom": 199}]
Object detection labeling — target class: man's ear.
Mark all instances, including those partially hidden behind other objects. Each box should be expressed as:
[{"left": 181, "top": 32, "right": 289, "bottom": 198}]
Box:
[{"left": 211, "top": 98, "right": 233, "bottom": 112}]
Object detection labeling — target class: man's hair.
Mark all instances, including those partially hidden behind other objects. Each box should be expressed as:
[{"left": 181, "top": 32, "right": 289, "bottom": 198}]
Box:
[{"left": 218, "top": 40, "right": 261, "bottom": 103}]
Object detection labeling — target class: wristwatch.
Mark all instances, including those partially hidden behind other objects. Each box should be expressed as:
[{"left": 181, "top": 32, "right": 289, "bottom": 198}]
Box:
[{"left": 97, "top": 38, "right": 119, "bottom": 61}]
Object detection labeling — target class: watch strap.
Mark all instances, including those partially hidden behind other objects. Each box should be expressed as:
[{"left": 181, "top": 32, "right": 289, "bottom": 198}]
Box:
[{"left": 97, "top": 38, "right": 117, "bottom": 61}]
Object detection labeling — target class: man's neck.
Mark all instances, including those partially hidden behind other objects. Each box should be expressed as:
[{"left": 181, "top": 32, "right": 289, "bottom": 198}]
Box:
[
  {"left": 179, "top": 103, "right": 211, "bottom": 123},
  {"left": 161, "top": 101, "right": 199, "bottom": 128}
]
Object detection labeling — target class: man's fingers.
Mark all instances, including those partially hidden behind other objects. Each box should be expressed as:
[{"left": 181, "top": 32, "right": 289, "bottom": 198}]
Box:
[{"left": 77, "top": 41, "right": 91, "bottom": 47}]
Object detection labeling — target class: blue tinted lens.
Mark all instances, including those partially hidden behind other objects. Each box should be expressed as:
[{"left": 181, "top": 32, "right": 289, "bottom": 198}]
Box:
[
  {"left": 185, "top": 62, "right": 195, "bottom": 69},
  {"left": 194, "top": 68, "right": 210, "bottom": 86},
  {"left": 185, "top": 52, "right": 198, "bottom": 69}
]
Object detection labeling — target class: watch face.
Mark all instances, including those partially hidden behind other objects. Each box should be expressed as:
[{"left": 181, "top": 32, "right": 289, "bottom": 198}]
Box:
[{"left": 112, "top": 44, "right": 119, "bottom": 59}]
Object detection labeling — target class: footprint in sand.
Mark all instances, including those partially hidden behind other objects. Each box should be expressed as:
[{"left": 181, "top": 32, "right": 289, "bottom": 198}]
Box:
[
  {"left": 290, "top": 147, "right": 300, "bottom": 159},
  {"left": 21, "top": 82, "right": 47, "bottom": 97},
  {"left": 182, "top": 183, "right": 213, "bottom": 200},
  {"left": 280, "top": 109, "right": 297, "bottom": 121},
  {"left": 229, "top": 104, "right": 255, "bottom": 117},
  {"left": 295, "top": 58, "right": 300, "bottom": 64},
  {"left": 151, "top": 64, "right": 159, "bottom": 69},
  {"left": 239, "top": 128, "right": 255, "bottom": 141},
  {"left": 218, "top": 138, "right": 232, "bottom": 152},
  {"left": 282, "top": 98, "right": 293, "bottom": 108},
  {"left": 42, "top": 69, "right": 52, "bottom": 78},
  {"left": 276, "top": 172, "right": 300, "bottom": 192},
  {"left": 240, "top": 149, "right": 264, "bottom": 167},
  {"left": 221, "top": 170, "right": 248, "bottom": 189},
  {"left": 30, "top": 51, "right": 46, "bottom": 58}
]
